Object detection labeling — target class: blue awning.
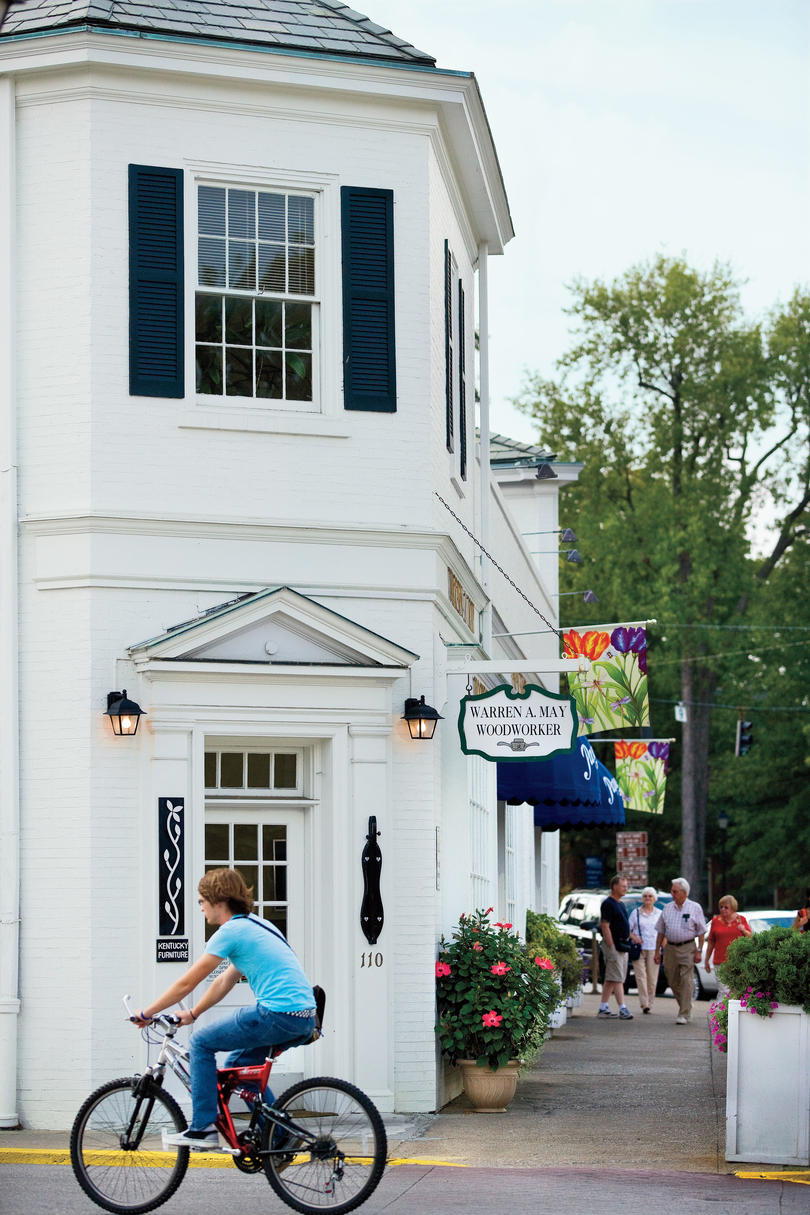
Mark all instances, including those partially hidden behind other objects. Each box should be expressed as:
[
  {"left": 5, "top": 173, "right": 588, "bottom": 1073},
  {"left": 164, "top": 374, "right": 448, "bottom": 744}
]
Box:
[{"left": 497, "top": 737, "right": 625, "bottom": 829}]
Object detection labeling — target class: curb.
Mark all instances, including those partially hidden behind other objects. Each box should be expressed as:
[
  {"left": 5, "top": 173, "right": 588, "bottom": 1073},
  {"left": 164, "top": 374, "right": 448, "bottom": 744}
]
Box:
[{"left": 0, "top": 1147, "right": 467, "bottom": 1170}]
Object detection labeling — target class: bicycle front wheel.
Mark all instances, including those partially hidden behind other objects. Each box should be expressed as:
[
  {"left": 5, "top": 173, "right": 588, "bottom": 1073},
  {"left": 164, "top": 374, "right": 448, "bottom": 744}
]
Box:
[
  {"left": 262, "top": 1076, "right": 387, "bottom": 1215},
  {"left": 70, "top": 1077, "right": 190, "bottom": 1214}
]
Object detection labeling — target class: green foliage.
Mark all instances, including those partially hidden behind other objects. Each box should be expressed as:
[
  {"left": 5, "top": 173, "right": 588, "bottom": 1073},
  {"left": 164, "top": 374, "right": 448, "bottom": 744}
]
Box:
[
  {"left": 516, "top": 256, "right": 810, "bottom": 895},
  {"left": 717, "top": 926, "right": 810, "bottom": 1012},
  {"left": 435, "top": 909, "right": 560, "bottom": 1070},
  {"left": 525, "top": 911, "right": 583, "bottom": 998}
]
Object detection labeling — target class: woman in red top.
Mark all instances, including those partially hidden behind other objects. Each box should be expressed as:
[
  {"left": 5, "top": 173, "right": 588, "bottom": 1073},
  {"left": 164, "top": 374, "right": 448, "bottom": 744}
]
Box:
[{"left": 705, "top": 895, "right": 752, "bottom": 992}]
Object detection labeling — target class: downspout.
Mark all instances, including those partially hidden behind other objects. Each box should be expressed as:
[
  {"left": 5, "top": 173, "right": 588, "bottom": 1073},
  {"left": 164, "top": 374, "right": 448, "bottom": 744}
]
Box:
[
  {"left": 0, "top": 73, "right": 20, "bottom": 1129},
  {"left": 477, "top": 240, "right": 492, "bottom": 654}
]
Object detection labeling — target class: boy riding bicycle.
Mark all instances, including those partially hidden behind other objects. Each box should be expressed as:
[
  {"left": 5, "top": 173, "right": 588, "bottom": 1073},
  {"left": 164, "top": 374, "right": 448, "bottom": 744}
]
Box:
[{"left": 132, "top": 867, "right": 316, "bottom": 1147}]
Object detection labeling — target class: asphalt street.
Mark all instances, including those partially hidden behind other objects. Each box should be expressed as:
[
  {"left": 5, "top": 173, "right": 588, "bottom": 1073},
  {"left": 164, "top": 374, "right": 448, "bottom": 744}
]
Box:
[{"left": 2, "top": 993, "right": 808, "bottom": 1213}]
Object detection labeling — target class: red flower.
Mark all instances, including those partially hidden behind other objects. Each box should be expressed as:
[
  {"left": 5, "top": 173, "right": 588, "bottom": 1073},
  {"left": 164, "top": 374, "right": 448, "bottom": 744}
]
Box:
[
  {"left": 534, "top": 956, "right": 554, "bottom": 969},
  {"left": 493, "top": 922, "right": 513, "bottom": 931},
  {"left": 490, "top": 962, "right": 511, "bottom": 975},
  {"left": 435, "top": 962, "right": 452, "bottom": 978},
  {"left": 563, "top": 629, "right": 610, "bottom": 661},
  {"left": 481, "top": 1010, "right": 503, "bottom": 1028},
  {"left": 472, "top": 942, "right": 483, "bottom": 951},
  {"left": 485, "top": 906, "right": 494, "bottom": 914}
]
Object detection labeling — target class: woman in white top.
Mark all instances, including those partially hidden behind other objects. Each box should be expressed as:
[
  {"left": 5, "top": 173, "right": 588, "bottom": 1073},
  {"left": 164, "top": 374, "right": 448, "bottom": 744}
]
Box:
[{"left": 629, "top": 887, "right": 662, "bottom": 1013}]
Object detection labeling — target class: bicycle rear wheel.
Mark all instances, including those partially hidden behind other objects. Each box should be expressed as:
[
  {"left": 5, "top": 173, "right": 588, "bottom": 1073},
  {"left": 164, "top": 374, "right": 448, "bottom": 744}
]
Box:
[
  {"left": 70, "top": 1077, "right": 190, "bottom": 1214},
  {"left": 262, "top": 1076, "right": 387, "bottom": 1215}
]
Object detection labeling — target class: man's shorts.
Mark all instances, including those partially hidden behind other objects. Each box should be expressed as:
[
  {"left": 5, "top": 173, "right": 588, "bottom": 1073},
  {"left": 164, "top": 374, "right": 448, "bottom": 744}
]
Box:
[{"left": 600, "top": 943, "right": 629, "bottom": 983}]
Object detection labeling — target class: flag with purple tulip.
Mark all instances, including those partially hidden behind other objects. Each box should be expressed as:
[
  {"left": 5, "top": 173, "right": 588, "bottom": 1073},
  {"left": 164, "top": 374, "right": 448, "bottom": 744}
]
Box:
[
  {"left": 614, "top": 740, "right": 669, "bottom": 813},
  {"left": 562, "top": 625, "right": 650, "bottom": 734}
]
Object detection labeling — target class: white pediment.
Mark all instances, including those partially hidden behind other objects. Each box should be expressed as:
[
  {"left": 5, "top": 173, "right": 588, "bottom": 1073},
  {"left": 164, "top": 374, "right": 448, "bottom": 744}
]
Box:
[{"left": 128, "top": 587, "right": 418, "bottom": 668}]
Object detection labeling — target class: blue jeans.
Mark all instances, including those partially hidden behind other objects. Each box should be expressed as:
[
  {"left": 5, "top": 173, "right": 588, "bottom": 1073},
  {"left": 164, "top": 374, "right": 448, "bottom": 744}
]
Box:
[{"left": 189, "top": 1005, "right": 315, "bottom": 1130}]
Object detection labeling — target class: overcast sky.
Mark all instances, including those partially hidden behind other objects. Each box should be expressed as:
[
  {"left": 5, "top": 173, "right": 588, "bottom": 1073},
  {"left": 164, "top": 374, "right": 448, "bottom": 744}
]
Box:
[{"left": 367, "top": 0, "right": 810, "bottom": 442}]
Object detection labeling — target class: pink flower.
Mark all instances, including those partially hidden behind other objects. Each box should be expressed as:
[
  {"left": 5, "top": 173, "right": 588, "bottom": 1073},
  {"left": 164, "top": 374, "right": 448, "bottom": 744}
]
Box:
[
  {"left": 481, "top": 1010, "right": 503, "bottom": 1027},
  {"left": 493, "top": 922, "right": 513, "bottom": 930},
  {"left": 485, "top": 906, "right": 494, "bottom": 914},
  {"left": 770, "top": 1001, "right": 779, "bottom": 1009},
  {"left": 435, "top": 961, "right": 452, "bottom": 978},
  {"left": 534, "top": 956, "right": 554, "bottom": 969},
  {"left": 472, "top": 942, "right": 483, "bottom": 951},
  {"left": 490, "top": 962, "right": 511, "bottom": 975}
]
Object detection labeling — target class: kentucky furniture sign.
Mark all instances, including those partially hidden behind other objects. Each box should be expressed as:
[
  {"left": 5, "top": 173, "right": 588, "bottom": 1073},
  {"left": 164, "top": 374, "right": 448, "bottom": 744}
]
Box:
[{"left": 458, "top": 684, "right": 579, "bottom": 762}]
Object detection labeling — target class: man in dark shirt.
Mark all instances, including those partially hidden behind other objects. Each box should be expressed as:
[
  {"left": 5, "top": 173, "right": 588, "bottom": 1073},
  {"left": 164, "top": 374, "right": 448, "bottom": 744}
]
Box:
[{"left": 598, "top": 875, "right": 634, "bottom": 1019}]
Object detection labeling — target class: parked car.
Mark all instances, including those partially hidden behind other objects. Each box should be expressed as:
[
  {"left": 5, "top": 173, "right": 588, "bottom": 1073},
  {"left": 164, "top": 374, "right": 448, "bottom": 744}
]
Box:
[
  {"left": 693, "top": 909, "right": 799, "bottom": 1001},
  {"left": 557, "top": 888, "right": 673, "bottom": 994}
]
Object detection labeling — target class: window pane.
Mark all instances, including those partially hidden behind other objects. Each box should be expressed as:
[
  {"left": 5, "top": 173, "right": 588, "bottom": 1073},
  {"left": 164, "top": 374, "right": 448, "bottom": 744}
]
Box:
[
  {"left": 247, "top": 753, "right": 271, "bottom": 788},
  {"left": 258, "top": 192, "right": 285, "bottom": 242},
  {"left": 228, "top": 189, "right": 255, "bottom": 239},
  {"left": 199, "top": 186, "right": 226, "bottom": 236},
  {"left": 285, "top": 352, "right": 312, "bottom": 401},
  {"left": 234, "top": 824, "right": 258, "bottom": 861},
  {"left": 288, "top": 248, "right": 314, "bottom": 295},
  {"left": 226, "top": 348, "right": 253, "bottom": 397},
  {"left": 204, "top": 751, "right": 217, "bottom": 787},
  {"left": 258, "top": 244, "right": 286, "bottom": 293},
  {"left": 274, "top": 754, "right": 297, "bottom": 788},
  {"left": 285, "top": 302, "right": 311, "bottom": 349},
  {"left": 196, "top": 294, "right": 222, "bottom": 343},
  {"left": 256, "top": 349, "right": 283, "bottom": 398},
  {"left": 262, "top": 908, "right": 287, "bottom": 936},
  {"left": 263, "top": 865, "right": 287, "bottom": 902},
  {"left": 262, "top": 825, "right": 285, "bottom": 856},
  {"left": 205, "top": 822, "right": 229, "bottom": 859},
  {"left": 288, "top": 195, "right": 314, "bottom": 245},
  {"left": 198, "top": 237, "right": 226, "bottom": 287},
  {"left": 228, "top": 242, "right": 256, "bottom": 291},
  {"left": 255, "top": 298, "right": 283, "bottom": 347},
  {"left": 196, "top": 345, "right": 223, "bottom": 395},
  {"left": 225, "top": 296, "right": 253, "bottom": 346},
  {"left": 220, "top": 753, "right": 244, "bottom": 787},
  {"left": 237, "top": 865, "right": 258, "bottom": 899}
]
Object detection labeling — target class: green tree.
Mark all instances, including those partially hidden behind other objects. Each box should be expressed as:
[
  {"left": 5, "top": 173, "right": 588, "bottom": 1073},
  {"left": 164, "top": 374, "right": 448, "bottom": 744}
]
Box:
[{"left": 518, "top": 257, "right": 810, "bottom": 900}]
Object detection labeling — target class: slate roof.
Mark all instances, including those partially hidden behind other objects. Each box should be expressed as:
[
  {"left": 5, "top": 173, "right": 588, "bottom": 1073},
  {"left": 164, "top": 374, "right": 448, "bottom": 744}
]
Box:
[
  {"left": 488, "top": 432, "right": 557, "bottom": 468},
  {"left": 0, "top": 0, "right": 436, "bottom": 64}
]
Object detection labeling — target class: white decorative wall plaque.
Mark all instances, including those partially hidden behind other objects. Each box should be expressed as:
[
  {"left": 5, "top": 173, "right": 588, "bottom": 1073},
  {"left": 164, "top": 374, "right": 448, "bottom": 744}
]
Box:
[{"left": 157, "top": 797, "right": 188, "bottom": 962}]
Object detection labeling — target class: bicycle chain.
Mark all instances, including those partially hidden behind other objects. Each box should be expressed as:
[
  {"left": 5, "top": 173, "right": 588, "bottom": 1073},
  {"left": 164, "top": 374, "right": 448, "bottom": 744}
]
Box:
[{"left": 434, "top": 492, "right": 561, "bottom": 639}]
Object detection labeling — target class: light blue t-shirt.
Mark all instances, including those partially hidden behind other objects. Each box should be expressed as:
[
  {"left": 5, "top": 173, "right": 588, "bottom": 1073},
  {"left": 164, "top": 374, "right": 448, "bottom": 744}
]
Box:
[{"left": 205, "top": 914, "right": 315, "bottom": 1012}]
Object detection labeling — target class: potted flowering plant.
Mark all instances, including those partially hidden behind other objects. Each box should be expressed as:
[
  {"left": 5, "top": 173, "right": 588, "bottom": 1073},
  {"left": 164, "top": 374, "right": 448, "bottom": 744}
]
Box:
[
  {"left": 435, "top": 908, "right": 559, "bottom": 1111},
  {"left": 718, "top": 926, "right": 810, "bottom": 1165}
]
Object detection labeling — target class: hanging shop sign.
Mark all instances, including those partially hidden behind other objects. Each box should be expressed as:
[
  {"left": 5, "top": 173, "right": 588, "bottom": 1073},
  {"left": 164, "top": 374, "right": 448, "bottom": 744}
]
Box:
[
  {"left": 156, "top": 797, "right": 189, "bottom": 963},
  {"left": 616, "top": 830, "right": 648, "bottom": 885},
  {"left": 458, "top": 683, "right": 578, "bottom": 763}
]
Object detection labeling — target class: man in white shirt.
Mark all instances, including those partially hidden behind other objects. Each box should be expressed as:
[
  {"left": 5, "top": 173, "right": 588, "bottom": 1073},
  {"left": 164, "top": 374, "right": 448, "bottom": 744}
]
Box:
[{"left": 654, "top": 877, "right": 706, "bottom": 1024}]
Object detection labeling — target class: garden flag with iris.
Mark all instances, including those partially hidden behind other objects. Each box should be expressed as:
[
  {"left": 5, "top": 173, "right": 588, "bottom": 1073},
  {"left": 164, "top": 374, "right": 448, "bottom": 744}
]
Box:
[
  {"left": 562, "top": 625, "right": 650, "bottom": 734},
  {"left": 613, "top": 740, "right": 669, "bottom": 814}
]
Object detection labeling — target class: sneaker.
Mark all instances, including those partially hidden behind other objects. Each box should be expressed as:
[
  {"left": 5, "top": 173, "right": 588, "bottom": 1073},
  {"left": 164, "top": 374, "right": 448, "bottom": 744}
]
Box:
[
  {"left": 642, "top": 1007, "right": 651, "bottom": 1014},
  {"left": 675, "top": 1015, "right": 687, "bottom": 1025},
  {"left": 597, "top": 1008, "right": 618, "bottom": 1018},
  {"left": 163, "top": 1127, "right": 219, "bottom": 1149},
  {"left": 618, "top": 1007, "right": 634, "bottom": 1019}
]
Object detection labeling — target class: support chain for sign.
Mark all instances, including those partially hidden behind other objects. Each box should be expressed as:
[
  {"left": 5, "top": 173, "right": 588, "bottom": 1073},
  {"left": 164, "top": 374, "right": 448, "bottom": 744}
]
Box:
[{"left": 435, "top": 492, "right": 561, "bottom": 640}]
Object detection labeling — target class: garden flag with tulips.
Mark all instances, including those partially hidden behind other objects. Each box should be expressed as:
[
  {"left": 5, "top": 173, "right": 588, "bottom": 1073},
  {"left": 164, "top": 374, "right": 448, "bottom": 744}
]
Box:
[
  {"left": 614, "top": 740, "right": 669, "bottom": 814},
  {"left": 562, "top": 625, "right": 650, "bottom": 734}
]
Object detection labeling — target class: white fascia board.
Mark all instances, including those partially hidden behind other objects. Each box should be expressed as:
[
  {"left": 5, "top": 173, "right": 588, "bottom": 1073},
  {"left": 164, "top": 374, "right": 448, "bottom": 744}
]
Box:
[{"left": 1, "top": 29, "right": 512, "bottom": 252}]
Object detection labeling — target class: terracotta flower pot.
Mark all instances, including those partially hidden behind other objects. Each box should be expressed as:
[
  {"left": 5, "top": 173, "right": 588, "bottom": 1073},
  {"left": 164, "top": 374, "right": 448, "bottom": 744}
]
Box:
[{"left": 458, "top": 1059, "right": 521, "bottom": 1112}]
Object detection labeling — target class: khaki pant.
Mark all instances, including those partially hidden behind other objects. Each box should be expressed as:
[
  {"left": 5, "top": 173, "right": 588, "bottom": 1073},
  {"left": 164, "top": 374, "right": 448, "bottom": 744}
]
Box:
[
  {"left": 635, "top": 948, "right": 660, "bottom": 1010},
  {"left": 663, "top": 941, "right": 697, "bottom": 1017}
]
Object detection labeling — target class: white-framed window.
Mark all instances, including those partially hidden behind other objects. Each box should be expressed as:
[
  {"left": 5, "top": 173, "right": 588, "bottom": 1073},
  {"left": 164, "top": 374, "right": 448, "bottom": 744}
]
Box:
[
  {"left": 204, "top": 747, "right": 303, "bottom": 796},
  {"left": 203, "top": 817, "right": 290, "bottom": 942},
  {"left": 194, "top": 184, "right": 318, "bottom": 408},
  {"left": 469, "top": 755, "right": 494, "bottom": 909}
]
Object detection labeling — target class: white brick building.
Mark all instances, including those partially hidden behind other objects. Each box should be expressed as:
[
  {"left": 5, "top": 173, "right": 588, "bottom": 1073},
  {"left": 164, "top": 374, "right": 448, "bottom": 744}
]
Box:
[{"left": 0, "top": 0, "right": 578, "bottom": 1128}]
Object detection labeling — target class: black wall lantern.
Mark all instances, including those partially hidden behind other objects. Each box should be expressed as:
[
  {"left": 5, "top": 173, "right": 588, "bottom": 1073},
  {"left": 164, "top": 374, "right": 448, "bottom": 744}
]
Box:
[
  {"left": 402, "top": 695, "right": 443, "bottom": 740},
  {"left": 105, "top": 689, "right": 145, "bottom": 736}
]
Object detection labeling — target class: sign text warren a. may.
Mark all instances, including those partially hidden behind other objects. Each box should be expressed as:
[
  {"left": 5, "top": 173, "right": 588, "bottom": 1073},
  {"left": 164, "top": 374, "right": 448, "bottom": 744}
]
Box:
[{"left": 458, "top": 683, "right": 578, "bottom": 763}]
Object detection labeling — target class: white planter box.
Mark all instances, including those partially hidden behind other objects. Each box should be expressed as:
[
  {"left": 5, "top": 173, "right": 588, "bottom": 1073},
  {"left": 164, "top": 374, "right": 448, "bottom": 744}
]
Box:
[
  {"left": 725, "top": 1000, "right": 810, "bottom": 1165},
  {"left": 549, "top": 1003, "right": 567, "bottom": 1029}
]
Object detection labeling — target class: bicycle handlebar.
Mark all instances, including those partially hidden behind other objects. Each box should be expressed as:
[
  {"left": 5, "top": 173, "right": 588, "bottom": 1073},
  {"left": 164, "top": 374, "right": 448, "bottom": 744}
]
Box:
[{"left": 122, "top": 994, "right": 182, "bottom": 1028}]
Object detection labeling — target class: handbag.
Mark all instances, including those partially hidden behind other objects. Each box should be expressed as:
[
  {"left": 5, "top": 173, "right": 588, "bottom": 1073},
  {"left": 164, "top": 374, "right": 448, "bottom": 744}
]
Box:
[{"left": 626, "top": 908, "right": 642, "bottom": 962}]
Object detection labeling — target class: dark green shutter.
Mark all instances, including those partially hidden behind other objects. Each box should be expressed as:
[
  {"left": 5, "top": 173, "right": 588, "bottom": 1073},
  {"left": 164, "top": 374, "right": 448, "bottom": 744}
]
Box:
[
  {"left": 444, "top": 240, "right": 454, "bottom": 451},
  {"left": 129, "top": 165, "right": 184, "bottom": 398},
  {"left": 458, "top": 279, "right": 467, "bottom": 480},
  {"left": 341, "top": 187, "right": 396, "bottom": 412}
]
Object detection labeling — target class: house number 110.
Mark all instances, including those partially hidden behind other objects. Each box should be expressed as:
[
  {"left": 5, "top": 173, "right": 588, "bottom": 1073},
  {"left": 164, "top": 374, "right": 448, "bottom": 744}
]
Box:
[{"left": 360, "top": 952, "right": 383, "bottom": 968}]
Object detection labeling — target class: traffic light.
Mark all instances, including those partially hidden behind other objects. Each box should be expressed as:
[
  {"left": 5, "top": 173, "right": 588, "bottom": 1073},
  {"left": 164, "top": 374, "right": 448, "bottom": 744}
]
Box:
[{"left": 735, "top": 719, "right": 754, "bottom": 756}]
